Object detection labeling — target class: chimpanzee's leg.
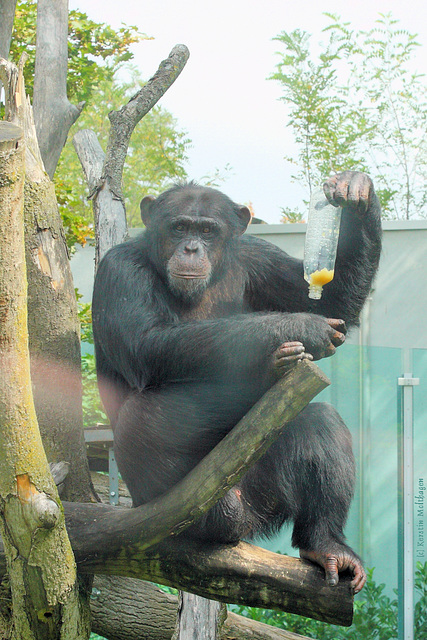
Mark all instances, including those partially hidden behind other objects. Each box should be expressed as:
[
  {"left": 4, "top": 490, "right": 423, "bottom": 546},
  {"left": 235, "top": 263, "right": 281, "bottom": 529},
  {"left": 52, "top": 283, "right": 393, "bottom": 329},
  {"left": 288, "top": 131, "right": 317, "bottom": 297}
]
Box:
[
  {"left": 241, "top": 402, "right": 366, "bottom": 592},
  {"left": 113, "top": 379, "right": 264, "bottom": 541}
]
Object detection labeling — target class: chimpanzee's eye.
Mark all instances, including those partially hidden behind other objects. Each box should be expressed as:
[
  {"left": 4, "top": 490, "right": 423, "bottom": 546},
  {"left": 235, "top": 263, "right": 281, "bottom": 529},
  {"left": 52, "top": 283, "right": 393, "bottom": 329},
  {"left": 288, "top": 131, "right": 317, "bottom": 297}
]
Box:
[
  {"left": 173, "top": 222, "right": 185, "bottom": 233},
  {"left": 202, "top": 225, "right": 212, "bottom": 234}
]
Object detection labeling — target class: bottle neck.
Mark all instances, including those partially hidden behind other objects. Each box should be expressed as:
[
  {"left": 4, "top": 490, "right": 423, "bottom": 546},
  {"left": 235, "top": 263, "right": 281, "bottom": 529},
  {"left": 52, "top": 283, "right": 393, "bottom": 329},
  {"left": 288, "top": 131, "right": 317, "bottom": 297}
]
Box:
[{"left": 308, "top": 284, "right": 323, "bottom": 299}]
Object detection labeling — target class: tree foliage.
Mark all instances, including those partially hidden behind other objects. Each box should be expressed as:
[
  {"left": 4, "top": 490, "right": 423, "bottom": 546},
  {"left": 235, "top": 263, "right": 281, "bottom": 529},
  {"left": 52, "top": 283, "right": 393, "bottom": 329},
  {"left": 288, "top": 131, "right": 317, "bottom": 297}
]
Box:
[
  {"left": 9, "top": 0, "right": 146, "bottom": 103},
  {"left": 271, "top": 13, "right": 427, "bottom": 220},
  {"left": 9, "top": 0, "right": 190, "bottom": 242}
]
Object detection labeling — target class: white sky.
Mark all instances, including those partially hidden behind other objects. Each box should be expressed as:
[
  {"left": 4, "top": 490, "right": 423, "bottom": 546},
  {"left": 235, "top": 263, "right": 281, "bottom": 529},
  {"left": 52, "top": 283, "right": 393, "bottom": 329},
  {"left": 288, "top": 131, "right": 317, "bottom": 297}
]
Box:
[{"left": 69, "top": 0, "right": 427, "bottom": 223}]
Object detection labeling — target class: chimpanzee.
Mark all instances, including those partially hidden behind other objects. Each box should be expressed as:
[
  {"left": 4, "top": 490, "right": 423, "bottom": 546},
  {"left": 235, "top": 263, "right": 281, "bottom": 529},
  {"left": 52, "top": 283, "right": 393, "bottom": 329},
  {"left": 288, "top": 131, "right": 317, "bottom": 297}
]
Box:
[{"left": 92, "top": 171, "right": 382, "bottom": 594}]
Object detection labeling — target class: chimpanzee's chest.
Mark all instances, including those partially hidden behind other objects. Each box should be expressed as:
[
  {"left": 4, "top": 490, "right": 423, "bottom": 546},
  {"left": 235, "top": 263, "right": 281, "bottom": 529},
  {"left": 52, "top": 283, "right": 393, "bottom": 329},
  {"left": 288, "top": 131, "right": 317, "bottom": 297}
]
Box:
[{"left": 179, "top": 270, "right": 248, "bottom": 321}]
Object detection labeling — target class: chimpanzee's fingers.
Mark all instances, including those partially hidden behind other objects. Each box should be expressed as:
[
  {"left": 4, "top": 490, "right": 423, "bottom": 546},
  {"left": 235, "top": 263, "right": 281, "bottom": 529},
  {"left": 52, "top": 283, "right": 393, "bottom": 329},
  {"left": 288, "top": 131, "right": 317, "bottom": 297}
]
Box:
[
  {"left": 330, "top": 331, "right": 346, "bottom": 348},
  {"left": 326, "top": 319, "right": 346, "bottom": 349},
  {"left": 324, "top": 171, "right": 373, "bottom": 215},
  {"left": 277, "top": 341, "right": 305, "bottom": 356},
  {"left": 327, "top": 318, "right": 347, "bottom": 335},
  {"left": 323, "top": 175, "right": 339, "bottom": 205},
  {"left": 347, "top": 173, "right": 372, "bottom": 215}
]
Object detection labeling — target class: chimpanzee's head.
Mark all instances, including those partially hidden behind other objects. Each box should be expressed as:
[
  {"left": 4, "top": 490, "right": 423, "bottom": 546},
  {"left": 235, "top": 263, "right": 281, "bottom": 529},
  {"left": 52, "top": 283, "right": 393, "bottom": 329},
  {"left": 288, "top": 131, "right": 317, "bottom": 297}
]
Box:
[{"left": 140, "top": 183, "right": 251, "bottom": 303}]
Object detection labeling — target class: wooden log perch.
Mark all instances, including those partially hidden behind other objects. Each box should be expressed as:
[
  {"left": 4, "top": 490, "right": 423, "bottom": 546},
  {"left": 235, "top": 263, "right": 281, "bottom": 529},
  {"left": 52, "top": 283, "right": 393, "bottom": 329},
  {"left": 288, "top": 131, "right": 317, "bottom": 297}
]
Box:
[
  {"left": 64, "top": 360, "right": 330, "bottom": 555},
  {"left": 0, "top": 359, "right": 353, "bottom": 625},
  {"left": 58, "top": 360, "right": 353, "bottom": 626}
]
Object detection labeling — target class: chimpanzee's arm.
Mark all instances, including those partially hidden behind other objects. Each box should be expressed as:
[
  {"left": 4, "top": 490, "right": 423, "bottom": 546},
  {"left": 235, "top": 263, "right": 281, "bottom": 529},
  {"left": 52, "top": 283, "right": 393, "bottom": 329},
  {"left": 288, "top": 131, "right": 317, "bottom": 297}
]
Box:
[
  {"left": 243, "top": 171, "right": 382, "bottom": 326},
  {"left": 92, "top": 242, "right": 340, "bottom": 392}
]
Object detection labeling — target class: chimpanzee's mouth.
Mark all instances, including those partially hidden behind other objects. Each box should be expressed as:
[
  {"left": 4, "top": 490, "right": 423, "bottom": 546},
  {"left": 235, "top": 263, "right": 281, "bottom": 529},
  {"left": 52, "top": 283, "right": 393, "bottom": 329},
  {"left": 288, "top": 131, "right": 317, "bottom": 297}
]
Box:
[{"left": 171, "top": 273, "right": 207, "bottom": 279}]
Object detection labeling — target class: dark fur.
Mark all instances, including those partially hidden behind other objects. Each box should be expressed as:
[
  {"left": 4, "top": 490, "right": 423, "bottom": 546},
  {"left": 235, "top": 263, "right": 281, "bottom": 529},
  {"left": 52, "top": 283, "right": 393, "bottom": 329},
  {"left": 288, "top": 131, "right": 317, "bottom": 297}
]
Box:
[{"left": 92, "top": 176, "right": 381, "bottom": 560}]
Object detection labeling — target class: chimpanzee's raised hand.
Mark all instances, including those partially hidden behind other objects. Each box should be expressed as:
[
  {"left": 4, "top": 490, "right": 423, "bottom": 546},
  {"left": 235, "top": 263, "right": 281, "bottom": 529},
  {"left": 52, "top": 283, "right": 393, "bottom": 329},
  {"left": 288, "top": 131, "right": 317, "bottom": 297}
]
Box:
[{"left": 323, "top": 171, "right": 375, "bottom": 217}]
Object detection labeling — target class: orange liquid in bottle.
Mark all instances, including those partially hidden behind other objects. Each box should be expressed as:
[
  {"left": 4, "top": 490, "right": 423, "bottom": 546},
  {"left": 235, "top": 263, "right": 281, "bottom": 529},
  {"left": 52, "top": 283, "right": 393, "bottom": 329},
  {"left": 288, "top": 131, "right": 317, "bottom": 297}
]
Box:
[{"left": 309, "top": 268, "right": 334, "bottom": 287}]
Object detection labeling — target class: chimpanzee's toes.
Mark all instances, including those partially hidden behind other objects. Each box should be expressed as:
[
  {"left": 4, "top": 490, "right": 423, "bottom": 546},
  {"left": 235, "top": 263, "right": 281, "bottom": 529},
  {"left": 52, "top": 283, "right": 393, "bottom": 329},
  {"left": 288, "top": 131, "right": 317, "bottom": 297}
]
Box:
[
  {"left": 273, "top": 342, "right": 313, "bottom": 376},
  {"left": 299, "top": 547, "right": 366, "bottom": 593}
]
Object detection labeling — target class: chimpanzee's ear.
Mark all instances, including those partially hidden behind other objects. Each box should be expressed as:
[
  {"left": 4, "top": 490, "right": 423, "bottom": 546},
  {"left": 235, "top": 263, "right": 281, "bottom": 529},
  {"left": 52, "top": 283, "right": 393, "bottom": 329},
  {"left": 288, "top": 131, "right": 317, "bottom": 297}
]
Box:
[
  {"left": 236, "top": 205, "right": 251, "bottom": 234},
  {"left": 140, "top": 195, "right": 156, "bottom": 227}
]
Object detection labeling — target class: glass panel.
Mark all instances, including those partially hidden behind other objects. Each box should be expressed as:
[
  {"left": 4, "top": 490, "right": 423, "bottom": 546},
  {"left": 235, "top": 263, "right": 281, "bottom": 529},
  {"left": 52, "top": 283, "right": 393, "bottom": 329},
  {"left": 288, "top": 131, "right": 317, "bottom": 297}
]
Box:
[{"left": 256, "top": 345, "right": 427, "bottom": 601}]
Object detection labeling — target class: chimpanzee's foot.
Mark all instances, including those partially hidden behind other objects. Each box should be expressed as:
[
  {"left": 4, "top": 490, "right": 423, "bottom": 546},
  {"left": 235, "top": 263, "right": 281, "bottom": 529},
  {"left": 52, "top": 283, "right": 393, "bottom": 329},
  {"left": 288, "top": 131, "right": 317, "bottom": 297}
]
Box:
[
  {"left": 300, "top": 546, "right": 366, "bottom": 593},
  {"left": 273, "top": 341, "right": 313, "bottom": 376}
]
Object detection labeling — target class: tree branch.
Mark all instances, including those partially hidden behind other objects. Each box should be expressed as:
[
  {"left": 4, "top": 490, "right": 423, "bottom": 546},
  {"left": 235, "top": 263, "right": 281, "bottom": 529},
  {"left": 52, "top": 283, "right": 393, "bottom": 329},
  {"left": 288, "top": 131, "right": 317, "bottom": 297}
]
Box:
[
  {"left": 64, "top": 360, "right": 330, "bottom": 556},
  {"left": 73, "top": 128, "right": 128, "bottom": 264},
  {"left": 90, "top": 576, "right": 313, "bottom": 640},
  {"left": 103, "top": 44, "right": 190, "bottom": 200},
  {"left": 0, "top": 532, "right": 353, "bottom": 627},
  {"left": 73, "top": 45, "right": 190, "bottom": 266}
]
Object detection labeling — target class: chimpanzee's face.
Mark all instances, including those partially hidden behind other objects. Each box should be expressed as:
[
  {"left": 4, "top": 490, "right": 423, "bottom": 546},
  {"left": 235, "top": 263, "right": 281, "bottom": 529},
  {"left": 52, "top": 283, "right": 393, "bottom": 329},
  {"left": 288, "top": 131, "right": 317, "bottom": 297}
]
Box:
[{"left": 140, "top": 185, "right": 251, "bottom": 303}]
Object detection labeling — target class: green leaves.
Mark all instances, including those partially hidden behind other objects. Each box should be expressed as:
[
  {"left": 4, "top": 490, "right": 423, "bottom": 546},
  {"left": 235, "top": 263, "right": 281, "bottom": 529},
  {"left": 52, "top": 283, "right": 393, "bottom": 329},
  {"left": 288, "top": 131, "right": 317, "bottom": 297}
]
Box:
[
  {"left": 10, "top": 0, "right": 147, "bottom": 103},
  {"left": 271, "top": 13, "right": 427, "bottom": 220}
]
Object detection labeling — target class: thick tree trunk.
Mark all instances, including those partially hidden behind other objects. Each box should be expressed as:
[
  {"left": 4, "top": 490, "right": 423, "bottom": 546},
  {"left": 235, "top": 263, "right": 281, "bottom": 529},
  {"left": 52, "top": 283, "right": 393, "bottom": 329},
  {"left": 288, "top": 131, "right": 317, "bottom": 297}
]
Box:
[
  {"left": 24, "top": 165, "right": 95, "bottom": 503},
  {"left": 0, "top": 0, "right": 17, "bottom": 105},
  {"left": 0, "top": 121, "right": 88, "bottom": 640},
  {"left": 33, "top": 0, "right": 83, "bottom": 177},
  {"left": 0, "top": 55, "right": 94, "bottom": 504},
  {"left": 1, "top": 55, "right": 94, "bottom": 637}
]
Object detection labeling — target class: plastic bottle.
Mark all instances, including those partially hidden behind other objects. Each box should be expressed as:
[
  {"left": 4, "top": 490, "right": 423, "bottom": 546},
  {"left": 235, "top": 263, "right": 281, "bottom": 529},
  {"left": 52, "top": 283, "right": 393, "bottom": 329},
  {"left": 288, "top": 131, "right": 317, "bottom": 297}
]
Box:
[{"left": 303, "top": 187, "right": 342, "bottom": 300}]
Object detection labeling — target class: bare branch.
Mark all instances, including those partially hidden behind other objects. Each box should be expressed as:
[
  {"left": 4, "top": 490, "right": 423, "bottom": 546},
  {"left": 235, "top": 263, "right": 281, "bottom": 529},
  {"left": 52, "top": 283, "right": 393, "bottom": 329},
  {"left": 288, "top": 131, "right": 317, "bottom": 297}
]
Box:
[
  {"left": 72, "top": 45, "right": 190, "bottom": 267},
  {"left": 73, "top": 129, "right": 128, "bottom": 263},
  {"left": 0, "top": 531, "right": 353, "bottom": 626},
  {"left": 103, "top": 44, "right": 190, "bottom": 200}
]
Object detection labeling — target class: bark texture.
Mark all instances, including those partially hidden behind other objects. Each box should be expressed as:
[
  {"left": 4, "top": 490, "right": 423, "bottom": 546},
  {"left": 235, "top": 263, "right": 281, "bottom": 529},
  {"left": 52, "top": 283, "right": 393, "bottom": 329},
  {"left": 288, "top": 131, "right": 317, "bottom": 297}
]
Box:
[
  {"left": 0, "top": 55, "right": 94, "bottom": 504},
  {"left": 0, "top": 121, "right": 88, "bottom": 640},
  {"left": 33, "top": 0, "right": 83, "bottom": 177},
  {"left": 172, "top": 592, "right": 226, "bottom": 640}
]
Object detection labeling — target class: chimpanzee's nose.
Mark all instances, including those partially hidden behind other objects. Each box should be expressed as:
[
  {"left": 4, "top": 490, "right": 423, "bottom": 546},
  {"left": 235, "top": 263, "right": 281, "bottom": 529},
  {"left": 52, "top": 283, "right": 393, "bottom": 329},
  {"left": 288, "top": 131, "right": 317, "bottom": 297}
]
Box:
[{"left": 184, "top": 240, "right": 199, "bottom": 253}]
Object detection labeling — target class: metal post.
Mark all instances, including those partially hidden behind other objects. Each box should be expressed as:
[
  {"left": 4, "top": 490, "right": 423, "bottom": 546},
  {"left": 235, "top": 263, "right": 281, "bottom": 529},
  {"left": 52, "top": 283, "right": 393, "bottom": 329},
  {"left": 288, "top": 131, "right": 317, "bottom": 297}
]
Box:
[
  {"left": 397, "top": 349, "right": 419, "bottom": 640},
  {"left": 109, "top": 447, "right": 119, "bottom": 506}
]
